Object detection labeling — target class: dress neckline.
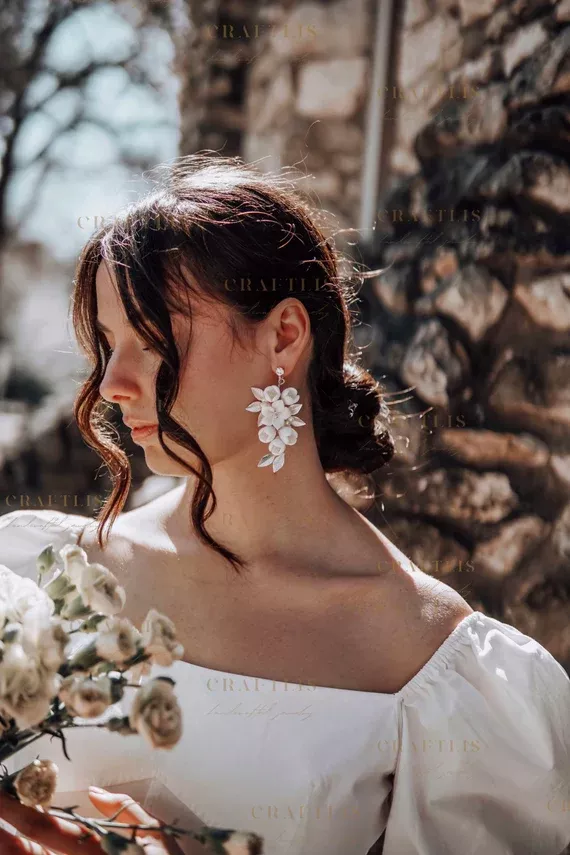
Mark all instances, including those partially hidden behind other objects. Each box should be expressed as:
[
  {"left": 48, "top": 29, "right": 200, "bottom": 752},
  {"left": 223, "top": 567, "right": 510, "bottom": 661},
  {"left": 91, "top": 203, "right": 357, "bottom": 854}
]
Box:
[
  {"left": 171, "top": 610, "right": 482, "bottom": 701},
  {"left": 70, "top": 514, "right": 482, "bottom": 701}
]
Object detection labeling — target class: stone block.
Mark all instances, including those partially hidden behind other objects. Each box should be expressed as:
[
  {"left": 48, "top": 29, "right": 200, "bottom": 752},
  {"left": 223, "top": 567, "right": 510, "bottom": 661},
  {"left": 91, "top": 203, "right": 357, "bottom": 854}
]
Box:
[
  {"left": 431, "top": 264, "right": 509, "bottom": 342},
  {"left": 296, "top": 58, "right": 368, "bottom": 118},
  {"left": 458, "top": 0, "right": 501, "bottom": 27},
  {"left": 502, "top": 20, "right": 547, "bottom": 77},
  {"left": 472, "top": 516, "right": 548, "bottom": 579}
]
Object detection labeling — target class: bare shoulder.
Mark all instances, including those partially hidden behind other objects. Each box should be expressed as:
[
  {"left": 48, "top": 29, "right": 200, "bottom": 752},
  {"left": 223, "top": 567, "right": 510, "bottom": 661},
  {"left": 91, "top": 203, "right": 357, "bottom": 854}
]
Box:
[
  {"left": 75, "top": 491, "right": 190, "bottom": 596},
  {"left": 410, "top": 566, "right": 475, "bottom": 634},
  {"left": 78, "top": 486, "right": 181, "bottom": 555},
  {"left": 76, "top": 511, "right": 139, "bottom": 578},
  {"left": 347, "top": 565, "right": 475, "bottom": 693}
]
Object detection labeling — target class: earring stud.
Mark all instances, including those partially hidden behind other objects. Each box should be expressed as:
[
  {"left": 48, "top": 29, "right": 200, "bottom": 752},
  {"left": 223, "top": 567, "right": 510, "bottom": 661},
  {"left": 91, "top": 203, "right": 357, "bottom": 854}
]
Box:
[{"left": 245, "top": 366, "right": 305, "bottom": 472}]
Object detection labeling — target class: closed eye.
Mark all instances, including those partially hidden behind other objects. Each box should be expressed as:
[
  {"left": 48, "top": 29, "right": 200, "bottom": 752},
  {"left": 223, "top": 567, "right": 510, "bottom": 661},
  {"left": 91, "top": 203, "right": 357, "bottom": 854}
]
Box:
[{"left": 101, "top": 337, "right": 151, "bottom": 353}]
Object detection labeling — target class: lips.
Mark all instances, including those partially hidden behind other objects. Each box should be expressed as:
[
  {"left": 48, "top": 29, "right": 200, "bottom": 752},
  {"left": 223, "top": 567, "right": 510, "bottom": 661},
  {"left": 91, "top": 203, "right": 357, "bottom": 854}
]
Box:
[
  {"left": 123, "top": 420, "right": 157, "bottom": 429},
  {"left": 130, "top": 424, "right": 158, "bottom": 441}
]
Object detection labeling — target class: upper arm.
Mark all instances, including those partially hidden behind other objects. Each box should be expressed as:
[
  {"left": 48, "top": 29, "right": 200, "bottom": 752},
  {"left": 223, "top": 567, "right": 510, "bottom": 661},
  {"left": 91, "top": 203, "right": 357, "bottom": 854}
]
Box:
[{"left": 381, "top": 613, "right": 570, "bottom": 854}]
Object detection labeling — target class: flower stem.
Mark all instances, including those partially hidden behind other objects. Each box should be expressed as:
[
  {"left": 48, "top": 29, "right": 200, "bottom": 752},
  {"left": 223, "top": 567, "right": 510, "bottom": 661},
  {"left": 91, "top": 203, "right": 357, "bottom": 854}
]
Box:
[
  {"left": 0, "top": 720, "right": 124, "bottom": 763},
  {"left": 48, "top": 806, "right": 206, "bottom": 848}
]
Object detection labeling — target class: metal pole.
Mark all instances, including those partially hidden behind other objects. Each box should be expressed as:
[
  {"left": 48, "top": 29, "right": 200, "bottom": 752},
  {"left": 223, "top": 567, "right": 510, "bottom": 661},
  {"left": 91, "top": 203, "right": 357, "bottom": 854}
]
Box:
[{"left": 359, "top": 0, "right": 395, "bottom": 246}]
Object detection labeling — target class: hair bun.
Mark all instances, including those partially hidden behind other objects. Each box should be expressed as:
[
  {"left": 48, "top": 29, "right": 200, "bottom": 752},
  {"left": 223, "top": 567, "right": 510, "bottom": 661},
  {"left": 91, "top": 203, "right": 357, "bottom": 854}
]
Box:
[{"left": 313, "top": 362, "right": 394, "bottom": 475}]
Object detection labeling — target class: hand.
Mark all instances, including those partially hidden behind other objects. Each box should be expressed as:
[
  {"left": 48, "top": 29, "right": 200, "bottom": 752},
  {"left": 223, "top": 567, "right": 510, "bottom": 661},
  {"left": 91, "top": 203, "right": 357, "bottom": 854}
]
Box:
[
  {"left": 0, "top": 789, "right": 102, "bottom": 854},
  {"left": 88, "top": 788, "right": 185, "bottom": 855},
  {"left": 0, "top": 788, "right": 184, "bottom": 855}
]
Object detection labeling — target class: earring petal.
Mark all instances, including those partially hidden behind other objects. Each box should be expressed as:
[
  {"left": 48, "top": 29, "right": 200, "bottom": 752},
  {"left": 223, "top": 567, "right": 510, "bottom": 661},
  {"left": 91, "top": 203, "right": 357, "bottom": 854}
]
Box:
[
  {"left": 288, "top": 403, "right": 303, "bottom": 415},
  {"left": 278, "top": 426, "right": 298, "bottom": 445},
  {"left": 288, "top": 417, "right": 305, "bottom": 426},
  {"left": 246, "top": 401, "right": 262, "bottom": 412},
  {"left": 269, "top": 438, "right": 286, "bottom": 455},
  {"left": 263, "top": 385, "right": 281, "bottom": 402},
  {"left": 281, "top": 388, "right": 299, "bottom": 405},
  {"left": 272, "top": 454, "right": 285, "bottom": 472},
  {"left": 258, "top": 453, "right": 275, "bottom": 467},
  {"left": 259, "top": 425, "right": 277, "bottom": 443},
  {"left": 251, "top": 387, "right": 265, "bottom": 401}
]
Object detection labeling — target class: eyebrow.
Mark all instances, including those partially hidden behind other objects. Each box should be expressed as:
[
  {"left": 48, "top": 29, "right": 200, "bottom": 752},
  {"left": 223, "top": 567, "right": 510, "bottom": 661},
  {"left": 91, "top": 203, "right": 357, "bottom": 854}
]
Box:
[{"left": 95, "top": 320, "right": 112, "bottom": 334}]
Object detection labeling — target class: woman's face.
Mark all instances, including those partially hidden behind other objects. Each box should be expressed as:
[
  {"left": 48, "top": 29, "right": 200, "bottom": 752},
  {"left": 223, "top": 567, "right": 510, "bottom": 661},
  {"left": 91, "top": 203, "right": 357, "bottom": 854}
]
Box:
[{"left": 95, "top": 261, "right": 272, "bottom": 477}]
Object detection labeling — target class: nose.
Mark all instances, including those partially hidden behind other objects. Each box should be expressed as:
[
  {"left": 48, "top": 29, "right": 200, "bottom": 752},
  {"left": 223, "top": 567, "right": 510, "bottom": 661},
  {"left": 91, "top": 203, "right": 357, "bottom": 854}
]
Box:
[{"left": 98, "top": 350, "right": 144, "bottom": 405}]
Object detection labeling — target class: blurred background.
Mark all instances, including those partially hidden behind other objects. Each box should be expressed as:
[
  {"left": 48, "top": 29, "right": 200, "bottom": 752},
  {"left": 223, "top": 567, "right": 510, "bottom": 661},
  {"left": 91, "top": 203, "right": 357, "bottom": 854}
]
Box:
[{"left": 0, "top": 0, "right": 569, "bottom": 673}]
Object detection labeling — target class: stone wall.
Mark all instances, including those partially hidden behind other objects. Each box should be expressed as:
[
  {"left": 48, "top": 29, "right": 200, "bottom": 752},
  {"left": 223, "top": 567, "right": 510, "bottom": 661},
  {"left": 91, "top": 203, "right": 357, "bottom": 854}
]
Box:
[
  {"left": 177, "top": 0, "right": 376, "bottom": 232},
  {"left": 366, "top": 0, "right": 570, "bottom": 669}
]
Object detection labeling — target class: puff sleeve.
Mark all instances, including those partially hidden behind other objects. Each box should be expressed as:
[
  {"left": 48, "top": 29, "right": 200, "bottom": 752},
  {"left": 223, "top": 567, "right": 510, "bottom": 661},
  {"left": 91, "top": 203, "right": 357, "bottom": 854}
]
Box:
[
  {"left": 0, "top": 508, "right": 91, "bottom": 579},
  {"left": 382, "top": 611, "right": 570, "bottom": 855}
]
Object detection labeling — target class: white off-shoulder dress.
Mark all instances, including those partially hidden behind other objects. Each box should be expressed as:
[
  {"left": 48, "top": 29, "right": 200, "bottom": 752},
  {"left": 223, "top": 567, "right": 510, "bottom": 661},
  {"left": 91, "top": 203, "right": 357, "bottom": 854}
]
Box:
[{"left": 0, "top": 509, "right": 569, "bottom": 855}]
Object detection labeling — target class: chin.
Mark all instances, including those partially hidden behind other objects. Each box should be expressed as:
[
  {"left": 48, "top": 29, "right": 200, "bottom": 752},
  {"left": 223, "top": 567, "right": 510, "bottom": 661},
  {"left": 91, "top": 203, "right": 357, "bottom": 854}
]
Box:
[{"left": 142, "top": 442, "right": 201, "bottom": 477}]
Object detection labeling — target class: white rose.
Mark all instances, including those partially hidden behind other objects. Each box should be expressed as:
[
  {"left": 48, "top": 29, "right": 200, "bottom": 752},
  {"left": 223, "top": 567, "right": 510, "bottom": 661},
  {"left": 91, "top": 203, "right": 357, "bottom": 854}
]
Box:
[
  {"left": 58, "top": 674, "right": 115, "bottom": 718},
  {"left": 200, "top": 828, "right": 264, "bottom": 855},
  {"left": 77, "top": 564, "right": 126, "bottom": 616},
  {"left": 222, "top": 831, "right": 264, "bottom": 854},
  {"left": 22, "top": 618, "right": 69, "bottom": 673},
  {"left": 13, "top": 758, "right": 59, "bottom": 809},
  {"left": 129, "top": 677, "right": 182, "bottom": 749},
  {"left": 140, "top": 609, "right": 184, "bottom": 667},
  {"left": 0, "top": 565, "right": 54, "bottom": 625},
  {"left": 0, "top": 642, "right": 61, "bottom": 728},
  {"left": 58, "top": 543, "right": 90, "bottom": 587},
  {"left": 95, "top": 617, "right": 141, "bottom": 664}
]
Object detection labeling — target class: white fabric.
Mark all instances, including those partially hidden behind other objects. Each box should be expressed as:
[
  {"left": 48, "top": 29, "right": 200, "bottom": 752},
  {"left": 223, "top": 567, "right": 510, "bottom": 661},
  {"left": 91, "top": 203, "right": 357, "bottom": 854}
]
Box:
[{"left": 0, "top": 509, "right": 569, "bottom": 855}]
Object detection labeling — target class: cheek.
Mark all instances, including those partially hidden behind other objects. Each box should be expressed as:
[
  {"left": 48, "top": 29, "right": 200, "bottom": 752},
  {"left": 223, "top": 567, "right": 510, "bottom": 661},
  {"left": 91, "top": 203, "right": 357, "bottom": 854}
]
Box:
[{"left": 172, "top": 342, "right": 251, "bottom": 441}]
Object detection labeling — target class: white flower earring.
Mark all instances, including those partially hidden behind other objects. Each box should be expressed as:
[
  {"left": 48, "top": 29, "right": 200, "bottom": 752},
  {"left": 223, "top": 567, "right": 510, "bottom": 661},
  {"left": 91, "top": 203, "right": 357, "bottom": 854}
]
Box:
[{"left": 245, "top": 366, "right": 305, "bottom": 472}]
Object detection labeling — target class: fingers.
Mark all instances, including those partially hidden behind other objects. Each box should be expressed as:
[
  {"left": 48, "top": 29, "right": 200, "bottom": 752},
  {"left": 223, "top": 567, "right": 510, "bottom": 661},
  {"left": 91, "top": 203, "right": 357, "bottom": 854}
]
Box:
[
  {"left": 0, "top": 793, "right": 102, "bottom": 855},
  {"left": 88, "top": 787, "right": 187, "bottom": 855},
  {"left": 88, "top": 790, "right": 161, "bottom": 839},
  {"left": 88, "top": 791, "right": 185, "bottom": 854},
  {"left": 0, "top": 822, "right": 50, "bottom": 854}
]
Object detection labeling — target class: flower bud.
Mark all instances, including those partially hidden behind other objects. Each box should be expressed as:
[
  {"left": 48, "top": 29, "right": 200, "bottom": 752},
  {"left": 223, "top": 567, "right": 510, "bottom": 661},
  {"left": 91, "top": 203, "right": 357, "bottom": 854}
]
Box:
[
  {"left": 58, "top": 674, "right": 116, "bottom": 718},
  {"left": 198, "top": 827, "right": 264, "bottom": 854},
  {"left": 140, "top": 609, "right": 184, "bottom": 667},
  {"left": 129, "top": 677, "right": 182, "bottom": 749},
  {"left": 36, "top": 544, "right": 57, "bottom": 583},
  {"left": 100, "top": 831, "right": 145, "bottom": 854},
  {"left": 78, "top": 564, "right": 126, "bottom": 617},
  {"left": 59, "top": 543, "right": 90, "bottom": 587},
  {"left": 96, "top": 617, "right": 141, "bottom": 665},
  {"left": 0, "top": 642, "right": 61, "bottom": 728},
  {"left": 0, "top": 759, "right": 59, "bottom": 809}
]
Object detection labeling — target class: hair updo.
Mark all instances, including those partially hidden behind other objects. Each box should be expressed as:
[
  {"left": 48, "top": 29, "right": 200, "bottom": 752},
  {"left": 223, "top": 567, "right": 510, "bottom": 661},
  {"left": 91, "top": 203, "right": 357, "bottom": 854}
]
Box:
[{"left": 72, "top": 154, "right": 394, "bottom": 573}]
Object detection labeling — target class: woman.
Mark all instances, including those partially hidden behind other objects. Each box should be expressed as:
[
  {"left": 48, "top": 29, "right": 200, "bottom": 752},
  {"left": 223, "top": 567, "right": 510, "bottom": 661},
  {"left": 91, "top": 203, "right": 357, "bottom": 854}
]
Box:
[{"left": 0, "top": 154, "right": 569, "bottom": 855}]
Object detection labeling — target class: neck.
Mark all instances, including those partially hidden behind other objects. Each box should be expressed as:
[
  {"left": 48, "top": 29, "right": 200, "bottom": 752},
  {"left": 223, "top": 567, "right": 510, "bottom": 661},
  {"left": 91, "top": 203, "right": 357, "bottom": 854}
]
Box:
[{"left": 165, "top": 441, "right": 382, "bottom": 573}]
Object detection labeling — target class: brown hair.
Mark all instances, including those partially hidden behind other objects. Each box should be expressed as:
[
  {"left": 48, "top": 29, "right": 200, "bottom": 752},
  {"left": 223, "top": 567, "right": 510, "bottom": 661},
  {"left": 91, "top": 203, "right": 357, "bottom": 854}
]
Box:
[{"left": 71, "top": 154, "right": 394, "bottom": 574}]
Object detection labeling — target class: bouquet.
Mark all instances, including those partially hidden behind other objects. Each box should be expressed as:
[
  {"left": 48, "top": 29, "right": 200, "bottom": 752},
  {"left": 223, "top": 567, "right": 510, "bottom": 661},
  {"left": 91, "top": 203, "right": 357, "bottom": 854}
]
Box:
[{"left": 0, "top": 538, "right": 263, "bottom": 854}]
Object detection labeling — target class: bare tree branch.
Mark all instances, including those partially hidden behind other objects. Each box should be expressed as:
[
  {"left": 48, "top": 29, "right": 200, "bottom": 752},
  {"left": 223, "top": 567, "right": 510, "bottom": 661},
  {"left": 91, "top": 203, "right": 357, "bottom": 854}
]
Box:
[{"left": 0, "top": 0, "right": 176, "bottom": 249}]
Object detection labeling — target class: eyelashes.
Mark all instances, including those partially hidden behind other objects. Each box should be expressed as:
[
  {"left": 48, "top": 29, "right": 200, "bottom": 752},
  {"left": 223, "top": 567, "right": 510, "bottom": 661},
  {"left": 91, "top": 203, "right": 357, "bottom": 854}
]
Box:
[{"left": 101, "top": 338, "right": 151, "bottom": 355}]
